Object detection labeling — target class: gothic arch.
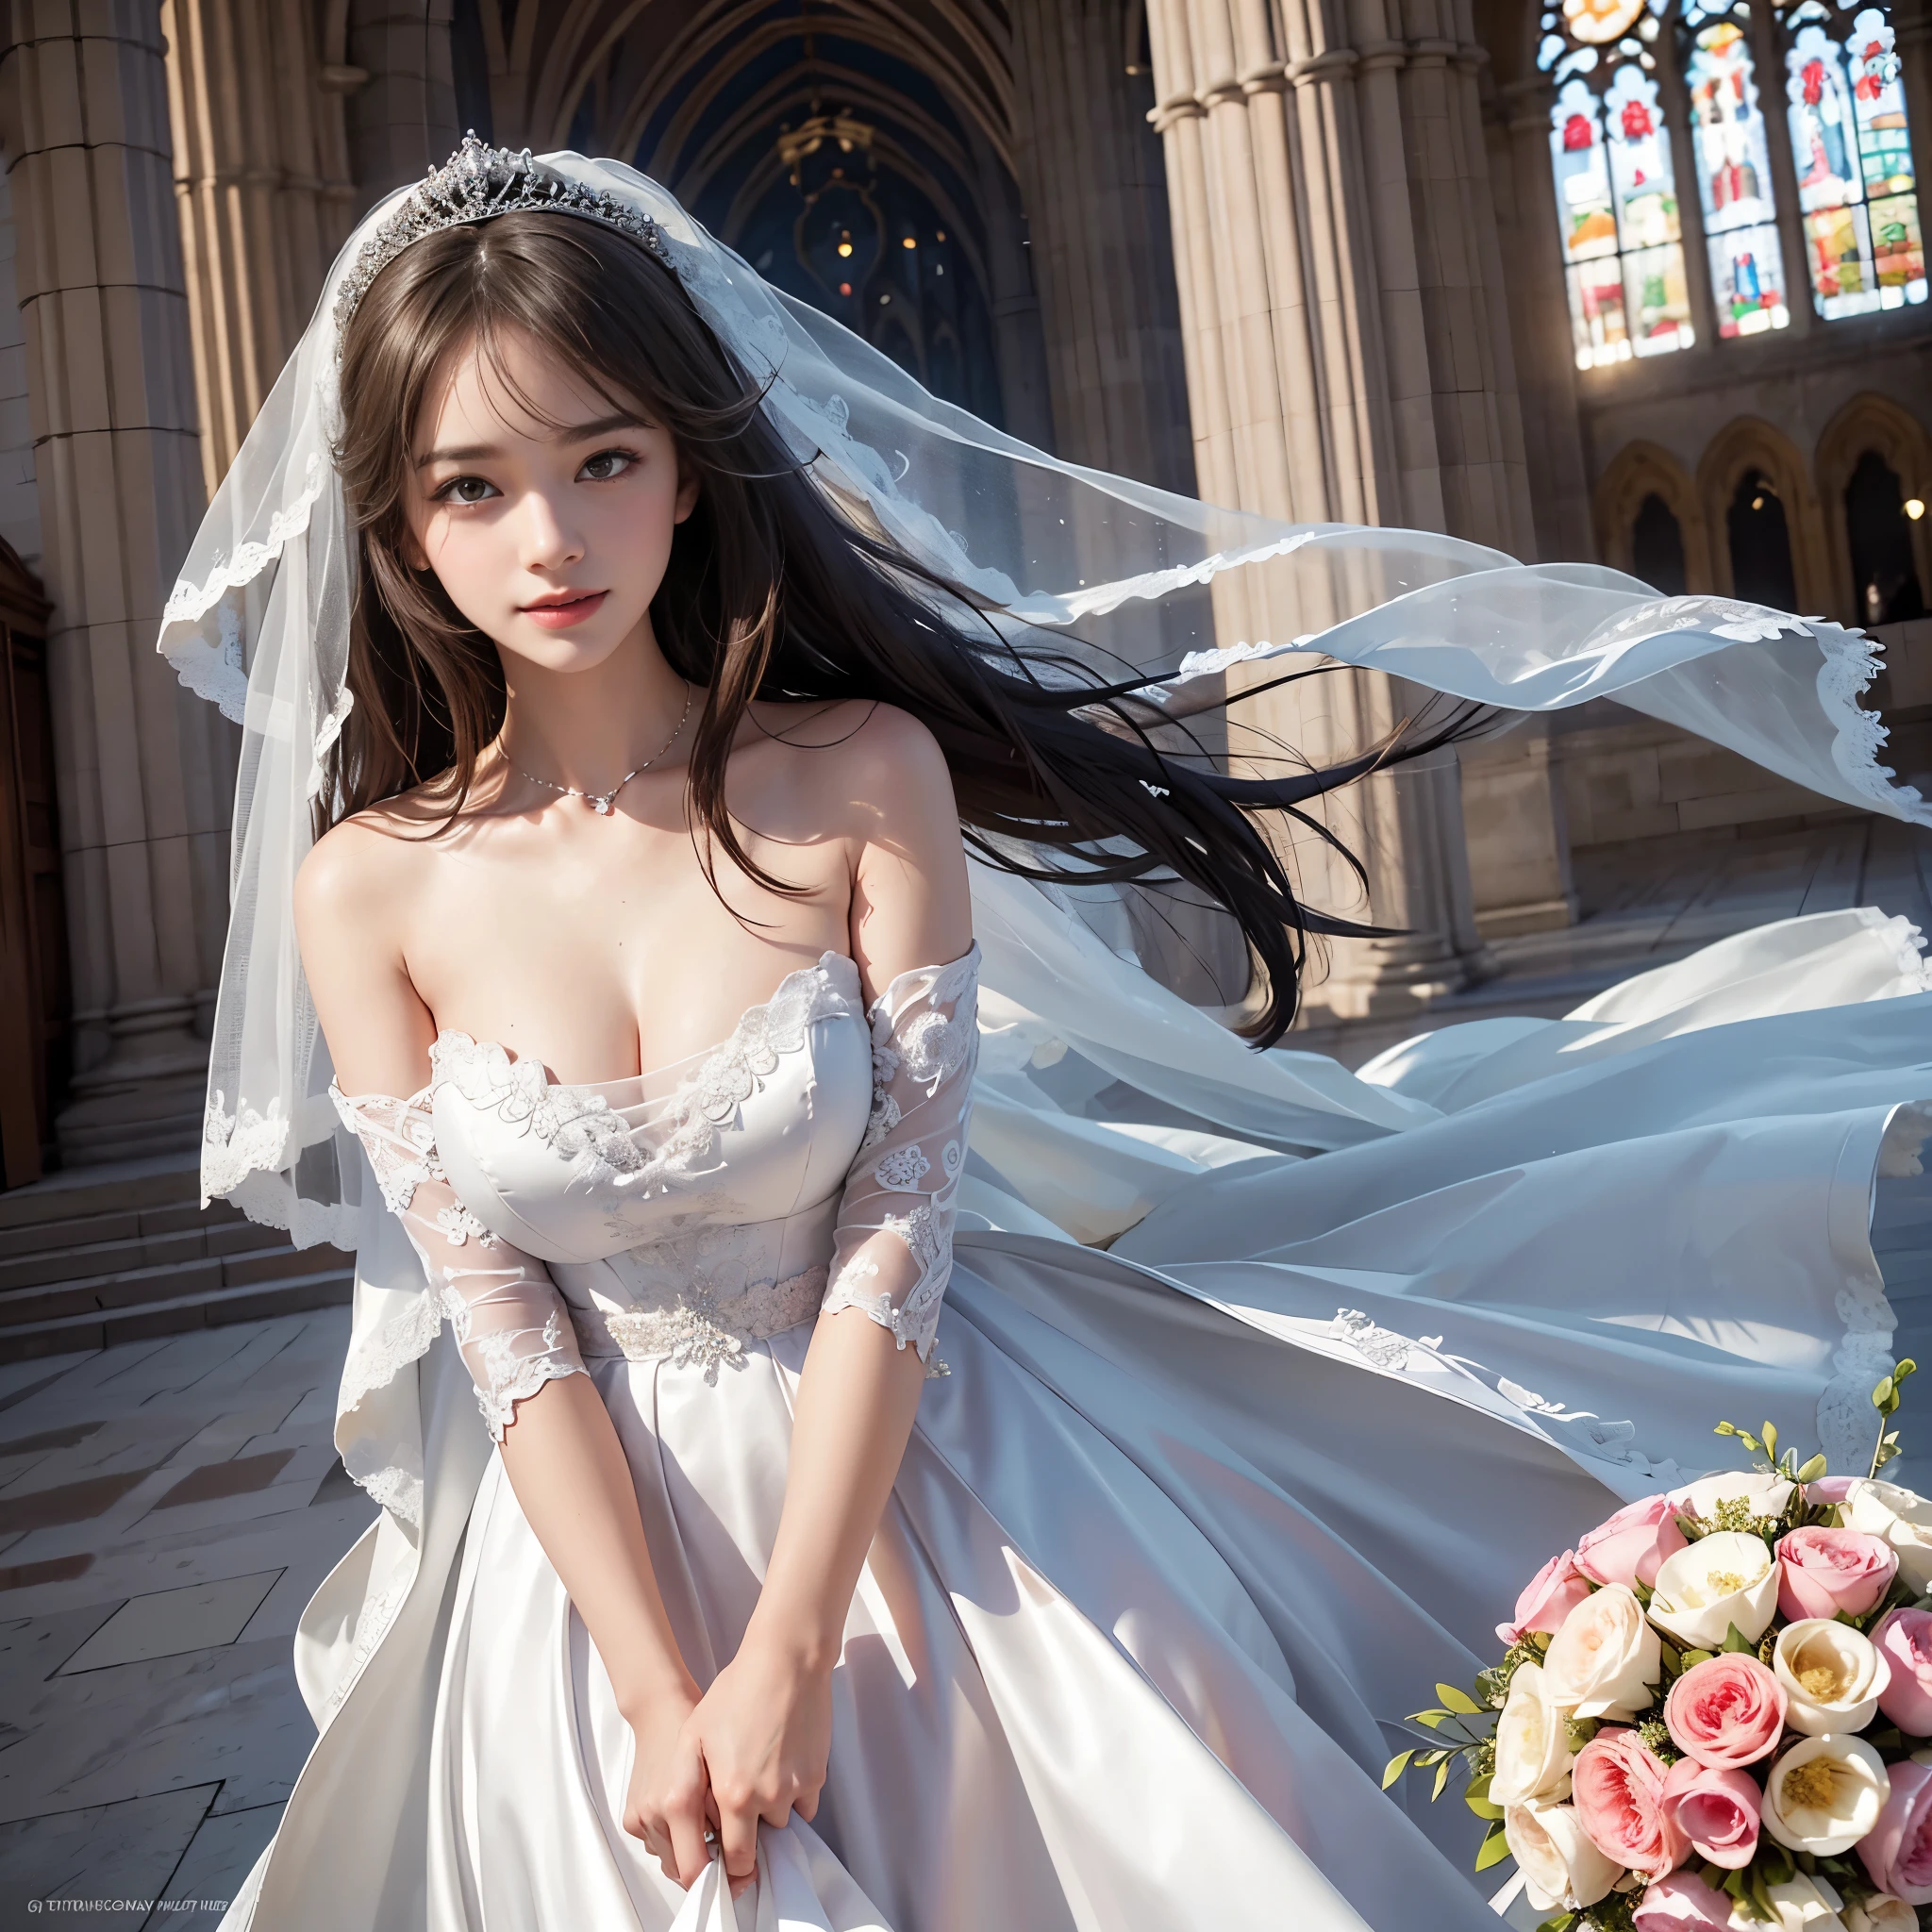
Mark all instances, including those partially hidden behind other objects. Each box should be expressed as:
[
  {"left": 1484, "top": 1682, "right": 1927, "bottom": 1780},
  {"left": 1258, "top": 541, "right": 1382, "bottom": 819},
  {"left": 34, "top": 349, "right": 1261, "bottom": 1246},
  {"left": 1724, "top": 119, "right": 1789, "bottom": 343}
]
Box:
[
  {"left": 1814, "top": 392, "right": 1932, "bottom": 627},
  {"left": 1695, "top": 417, "right": 1830, "bottom": 611},
  {"left": 1595, "top": 441, "right": 1713, "bottom": 592}
]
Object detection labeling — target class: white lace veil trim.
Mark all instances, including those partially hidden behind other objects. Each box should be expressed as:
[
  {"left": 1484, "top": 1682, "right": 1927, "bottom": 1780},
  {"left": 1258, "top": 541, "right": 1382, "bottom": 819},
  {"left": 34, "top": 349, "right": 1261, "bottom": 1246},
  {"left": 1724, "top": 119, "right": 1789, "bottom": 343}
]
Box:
[{"left": 158, "top": 146, "right": 1932, "bottom": 1247}]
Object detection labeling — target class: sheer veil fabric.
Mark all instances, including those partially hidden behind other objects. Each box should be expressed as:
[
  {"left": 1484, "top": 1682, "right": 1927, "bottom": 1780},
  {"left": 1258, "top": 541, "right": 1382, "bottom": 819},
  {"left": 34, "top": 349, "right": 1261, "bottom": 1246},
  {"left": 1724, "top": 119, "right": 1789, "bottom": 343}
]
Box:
[{"left": 156, "top": 148, "right": 1932, "bottom": 1930}]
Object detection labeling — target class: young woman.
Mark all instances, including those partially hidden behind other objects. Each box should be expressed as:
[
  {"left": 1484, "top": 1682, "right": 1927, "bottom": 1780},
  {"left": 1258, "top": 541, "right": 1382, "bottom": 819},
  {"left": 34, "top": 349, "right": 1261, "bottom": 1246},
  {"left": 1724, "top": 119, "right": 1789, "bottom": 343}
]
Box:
[{"left": 161, "top": 141, "right": 1932, "bottom": 1931}]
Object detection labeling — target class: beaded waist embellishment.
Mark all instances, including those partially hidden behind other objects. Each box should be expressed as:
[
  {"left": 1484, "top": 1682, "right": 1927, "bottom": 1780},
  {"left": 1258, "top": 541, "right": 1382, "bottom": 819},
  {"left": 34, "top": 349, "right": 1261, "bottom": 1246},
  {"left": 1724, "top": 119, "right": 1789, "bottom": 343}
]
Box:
[{"left": 574, "top": 1265, "right": 828, "bottom": 1383}]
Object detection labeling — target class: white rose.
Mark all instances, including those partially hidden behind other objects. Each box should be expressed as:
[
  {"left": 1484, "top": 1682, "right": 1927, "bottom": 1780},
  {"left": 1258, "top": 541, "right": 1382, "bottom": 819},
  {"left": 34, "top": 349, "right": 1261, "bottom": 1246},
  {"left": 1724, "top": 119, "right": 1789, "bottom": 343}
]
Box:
[
  {"left": 1761, "top": 1735, "right": 1890, "bottom": 1856},
  {"left": 1774, "top": 1620, "right": 1892, "bottom": 1735},
  {"left": 1755, "top": 1873, "right": 1848, "bottom": 1931},
  {"left": 1673, "top": 1469, "right": 1796, "bottom": 1524},
  {"left": 1503, "top": 1799, "right": 1620, "bottom": 1911},
  {"left": 1649, "top": 1531, "right": 1780, "bottom": 1650},
  {"left": 1844, "top": 1480, "right": 1932, "bottom": 1593},
  {"left": 1842, "top": 1894, "right": 1917, "bottom": 1932},
  {"left": 1543, "top": 1583, "right": 1663, "bottom": 1719},
  {"left": 1491, "top": 1663, "right": 1574, "bottom": 1806}
]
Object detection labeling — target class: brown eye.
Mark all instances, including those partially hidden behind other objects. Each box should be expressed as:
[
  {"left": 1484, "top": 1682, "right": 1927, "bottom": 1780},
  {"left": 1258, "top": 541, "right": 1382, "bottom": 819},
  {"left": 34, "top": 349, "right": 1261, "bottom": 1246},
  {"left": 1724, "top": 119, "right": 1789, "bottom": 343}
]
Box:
[
  {"left": 436, "top": 475, "right": 497, "bottom": 506},
  {"left": 579, "top": 449, "right": 636, "bottom": 482}
]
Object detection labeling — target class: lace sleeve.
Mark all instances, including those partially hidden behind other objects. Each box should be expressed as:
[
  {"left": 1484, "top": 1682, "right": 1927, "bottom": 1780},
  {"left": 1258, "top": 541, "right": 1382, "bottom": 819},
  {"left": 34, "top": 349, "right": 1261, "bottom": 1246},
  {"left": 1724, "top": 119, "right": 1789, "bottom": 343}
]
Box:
[
  {"left": 821, "top": 946, "right": 979, "bottom": 1369},
  {"left": 330, "top": 1084, "right": 586, "bottom": 1441}
]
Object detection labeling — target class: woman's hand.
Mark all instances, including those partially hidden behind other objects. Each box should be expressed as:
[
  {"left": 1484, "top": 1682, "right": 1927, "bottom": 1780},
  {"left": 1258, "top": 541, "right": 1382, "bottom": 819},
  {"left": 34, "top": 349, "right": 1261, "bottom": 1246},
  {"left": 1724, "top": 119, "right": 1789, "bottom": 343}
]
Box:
[
  {"left": 686, "top": 1637, "right": 834, "bottom": 1900},
  {"left": 623, "top": 1678, "right": 713, "bottom": 1894}
]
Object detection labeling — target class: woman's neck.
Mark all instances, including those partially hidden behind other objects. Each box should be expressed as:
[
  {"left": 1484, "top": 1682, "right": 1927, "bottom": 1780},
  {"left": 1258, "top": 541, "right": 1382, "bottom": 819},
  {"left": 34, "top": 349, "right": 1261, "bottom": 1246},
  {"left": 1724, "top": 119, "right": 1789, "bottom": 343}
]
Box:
[{"left": 496, "top": 623, "right": 692, "bottom": 793}]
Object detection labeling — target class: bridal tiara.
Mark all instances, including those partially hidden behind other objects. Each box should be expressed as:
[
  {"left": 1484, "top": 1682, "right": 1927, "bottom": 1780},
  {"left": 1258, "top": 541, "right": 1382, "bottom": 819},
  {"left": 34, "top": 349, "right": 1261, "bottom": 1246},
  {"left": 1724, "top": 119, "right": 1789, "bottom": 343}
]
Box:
[{"left": 332, "top": 133, "right": 670, "bottom": 340}]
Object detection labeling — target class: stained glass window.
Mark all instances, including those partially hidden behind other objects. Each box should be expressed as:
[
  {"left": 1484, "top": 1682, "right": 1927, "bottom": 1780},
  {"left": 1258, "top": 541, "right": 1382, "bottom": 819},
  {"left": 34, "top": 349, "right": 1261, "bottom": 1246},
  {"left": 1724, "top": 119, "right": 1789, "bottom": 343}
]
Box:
[
  {"left": 1782, "top": 1, "right": 1925, "bottom": 317},
  {"left": 1683, "top": 3, "right": 1790, "bottom": 334},
  {"left": 1545, "top": 8, "right": 1695, "bottom": 368}
]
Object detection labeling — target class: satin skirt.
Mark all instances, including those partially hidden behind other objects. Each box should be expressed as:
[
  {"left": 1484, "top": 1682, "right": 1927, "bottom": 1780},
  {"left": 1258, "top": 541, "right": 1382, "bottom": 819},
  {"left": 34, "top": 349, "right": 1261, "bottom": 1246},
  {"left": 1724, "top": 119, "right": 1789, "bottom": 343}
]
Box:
[{"left": 424, "top": 1234, "right": 1617, "bottom": 1932}]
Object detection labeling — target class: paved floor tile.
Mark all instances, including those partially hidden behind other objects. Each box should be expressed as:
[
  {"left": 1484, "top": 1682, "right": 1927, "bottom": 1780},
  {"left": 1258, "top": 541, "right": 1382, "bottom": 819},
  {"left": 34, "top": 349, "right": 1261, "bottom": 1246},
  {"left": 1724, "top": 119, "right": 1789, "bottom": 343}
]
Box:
[
  {"left": 58, "top": 1572, "right": 284, "bottom": 1674},
  {"left": 150, "top": 1801, "right": 281, "bottom": 1927},
  {"left": 0, "top": 1783, "right": 217, "bottom": 1928}
]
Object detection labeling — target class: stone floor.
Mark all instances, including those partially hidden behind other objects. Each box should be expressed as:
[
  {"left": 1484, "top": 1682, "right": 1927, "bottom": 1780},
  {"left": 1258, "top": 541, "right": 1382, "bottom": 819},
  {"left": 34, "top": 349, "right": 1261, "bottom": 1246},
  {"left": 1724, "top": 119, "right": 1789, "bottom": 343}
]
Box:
[{"left": 0, "top": 1312, "right": 375, "bottom": 1928}]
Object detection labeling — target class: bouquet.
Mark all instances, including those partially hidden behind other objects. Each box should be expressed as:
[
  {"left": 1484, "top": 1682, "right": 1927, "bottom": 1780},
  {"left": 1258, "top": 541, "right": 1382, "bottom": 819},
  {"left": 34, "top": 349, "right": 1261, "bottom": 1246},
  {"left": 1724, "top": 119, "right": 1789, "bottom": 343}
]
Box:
[{"left": 1392, "top": 1361, "right": 1932, "bottom": 1929}]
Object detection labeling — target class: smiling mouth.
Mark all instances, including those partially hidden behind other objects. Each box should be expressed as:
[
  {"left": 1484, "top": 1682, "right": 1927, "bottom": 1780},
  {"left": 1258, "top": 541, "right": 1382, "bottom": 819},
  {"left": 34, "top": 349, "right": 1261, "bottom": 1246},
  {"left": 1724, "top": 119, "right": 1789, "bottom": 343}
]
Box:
[
  {"left": 518, "top": 589, "right": 608, "bottom": 627},
  {"left": 521, "top": 591, "right": 605, "bottom": 611}
]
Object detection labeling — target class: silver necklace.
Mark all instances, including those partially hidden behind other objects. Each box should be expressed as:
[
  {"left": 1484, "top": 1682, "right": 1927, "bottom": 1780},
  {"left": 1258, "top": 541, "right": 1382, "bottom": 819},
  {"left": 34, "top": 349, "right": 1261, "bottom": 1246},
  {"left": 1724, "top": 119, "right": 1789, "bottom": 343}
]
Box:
[{"left": 512, "top": 684, "right": 693, "bottom": 815}]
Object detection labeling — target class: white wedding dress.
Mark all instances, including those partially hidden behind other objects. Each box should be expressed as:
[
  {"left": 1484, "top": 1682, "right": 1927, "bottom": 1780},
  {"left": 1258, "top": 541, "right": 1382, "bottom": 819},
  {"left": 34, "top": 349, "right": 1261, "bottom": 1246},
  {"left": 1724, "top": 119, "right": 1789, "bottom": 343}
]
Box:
[{"left": 217, "top": 861, "right": 1932, "bottom": 1932}]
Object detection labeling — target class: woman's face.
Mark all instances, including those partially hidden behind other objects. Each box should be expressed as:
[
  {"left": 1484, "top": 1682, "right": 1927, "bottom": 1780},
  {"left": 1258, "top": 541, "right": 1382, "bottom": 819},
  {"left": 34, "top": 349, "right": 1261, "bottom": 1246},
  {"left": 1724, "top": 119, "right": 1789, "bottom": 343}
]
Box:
[{"left": 402, "top": 326, "right": 698, "bottom": 675}]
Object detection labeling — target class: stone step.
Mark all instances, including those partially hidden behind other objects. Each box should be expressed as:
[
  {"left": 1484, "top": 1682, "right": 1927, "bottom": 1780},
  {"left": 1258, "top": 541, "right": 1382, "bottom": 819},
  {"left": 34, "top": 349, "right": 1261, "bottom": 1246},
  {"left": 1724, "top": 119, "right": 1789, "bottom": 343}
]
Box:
[
  {"left": 0, "top": 1212, "right": 270, "bottom": 1291},
  {"left": 0, "top": 1153, "right": 204, "bottom": 1235},
  {"left": 0, "top": 1193, "right": 247, "bottom": 1263},
  {"left": 0, "top": 1238, "right": 356, "bottom": 1330},
  {"left": 0, "top": 1148, "right": 358, "bottom": 1363},
  {"left": 0, "top": 1267, "right": 356, "bottom": 1359}
]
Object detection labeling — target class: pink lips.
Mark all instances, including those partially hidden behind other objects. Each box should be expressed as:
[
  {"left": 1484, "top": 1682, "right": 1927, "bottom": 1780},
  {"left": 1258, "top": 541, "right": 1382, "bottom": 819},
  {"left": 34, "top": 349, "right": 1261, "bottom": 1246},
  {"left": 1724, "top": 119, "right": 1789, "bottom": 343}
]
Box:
[{"left": 520, "top": 590, "right": 607, "bottom": 629}]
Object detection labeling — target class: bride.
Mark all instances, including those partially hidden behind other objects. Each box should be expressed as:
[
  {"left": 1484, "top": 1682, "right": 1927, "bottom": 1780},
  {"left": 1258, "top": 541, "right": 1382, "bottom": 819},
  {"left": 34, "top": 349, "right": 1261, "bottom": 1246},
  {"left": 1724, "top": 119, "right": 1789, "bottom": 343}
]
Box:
[{"left": 159, "top": 140, "right": 1932, "bottom": 1931}]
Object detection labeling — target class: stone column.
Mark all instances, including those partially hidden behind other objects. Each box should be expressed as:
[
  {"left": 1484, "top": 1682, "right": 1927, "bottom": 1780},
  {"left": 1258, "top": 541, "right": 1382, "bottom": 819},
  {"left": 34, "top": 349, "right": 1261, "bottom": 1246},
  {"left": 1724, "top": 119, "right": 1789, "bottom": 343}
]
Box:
[
  {"left": 1490, "top": 77, "right": 1598, "bottom": 566},
  {"left": 0, "top": 0, "right": 233, "bottom": 1161},
  {"left": 1007, "top": 0, "right": 1193, "bottom": 491},
  {"left": 162, "top": 0, "right": 359, "bottom": 490},
  {"left": 1143, "top": 0, "right": 1515, "bottom": 1019},
  {"left": 1457, "top": 720, "right": 1579, "bottom": 936},
  {"left": 343, "top": 0, "right": 458, "bottom": 211}
]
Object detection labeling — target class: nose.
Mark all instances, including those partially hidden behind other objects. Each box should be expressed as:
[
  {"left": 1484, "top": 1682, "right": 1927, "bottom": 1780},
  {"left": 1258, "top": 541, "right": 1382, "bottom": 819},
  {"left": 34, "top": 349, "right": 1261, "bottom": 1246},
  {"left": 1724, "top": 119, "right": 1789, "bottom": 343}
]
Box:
[{"left": 517, "top": 487, "right": 585, "bottom": 573}]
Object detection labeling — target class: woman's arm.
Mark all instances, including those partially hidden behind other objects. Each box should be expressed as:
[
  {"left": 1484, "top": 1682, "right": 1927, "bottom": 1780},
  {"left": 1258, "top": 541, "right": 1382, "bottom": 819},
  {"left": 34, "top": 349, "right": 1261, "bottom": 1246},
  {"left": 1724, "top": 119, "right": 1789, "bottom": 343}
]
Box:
[
  {"left": 682, "top": 708, "right": 975, "bottom": 1896},
  {"left": 293, "top": 826, "right": 717, "bottom": 1892}
]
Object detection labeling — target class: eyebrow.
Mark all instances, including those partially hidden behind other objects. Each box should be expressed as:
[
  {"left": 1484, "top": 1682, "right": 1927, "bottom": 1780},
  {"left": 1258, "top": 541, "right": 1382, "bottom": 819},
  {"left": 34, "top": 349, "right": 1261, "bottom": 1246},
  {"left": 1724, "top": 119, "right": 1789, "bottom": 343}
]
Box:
[{"left": 414, "top": 411, "right": 646, "bottom": 469}]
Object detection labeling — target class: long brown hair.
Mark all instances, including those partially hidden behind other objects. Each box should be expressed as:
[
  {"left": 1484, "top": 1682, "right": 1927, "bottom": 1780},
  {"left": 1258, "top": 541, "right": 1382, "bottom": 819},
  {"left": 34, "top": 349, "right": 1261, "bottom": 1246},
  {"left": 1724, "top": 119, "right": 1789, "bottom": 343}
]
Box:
[{"left": 329, "top": 210, "right": 1461, "bottom": 1045}]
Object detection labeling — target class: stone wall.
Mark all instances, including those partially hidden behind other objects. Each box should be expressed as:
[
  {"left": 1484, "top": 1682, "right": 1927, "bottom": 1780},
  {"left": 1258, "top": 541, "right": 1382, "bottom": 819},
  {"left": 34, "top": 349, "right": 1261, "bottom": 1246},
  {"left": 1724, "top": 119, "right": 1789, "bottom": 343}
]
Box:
[{"left": 0, "top": 163, "right": 38, "bottom": 573}]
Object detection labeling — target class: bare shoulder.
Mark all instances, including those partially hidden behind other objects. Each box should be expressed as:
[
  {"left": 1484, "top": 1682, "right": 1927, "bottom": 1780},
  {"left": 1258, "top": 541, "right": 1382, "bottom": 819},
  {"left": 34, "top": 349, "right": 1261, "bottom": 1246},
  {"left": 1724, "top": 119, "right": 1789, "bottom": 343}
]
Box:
[
  {"left": 293, "top": 800, "right": 443, "bottom": 949},
  {"left": 748, "top": 698, "right": 956, "bottom": 830}
]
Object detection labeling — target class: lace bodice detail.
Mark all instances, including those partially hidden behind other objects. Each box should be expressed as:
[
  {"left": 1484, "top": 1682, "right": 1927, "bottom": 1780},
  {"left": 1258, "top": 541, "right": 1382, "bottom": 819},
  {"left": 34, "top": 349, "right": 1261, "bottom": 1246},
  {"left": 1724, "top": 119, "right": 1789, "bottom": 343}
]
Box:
[
  {"left": 820, "top": 950, "right": 979, "bottom": 1363},
  {"left": 329, "top": 1086, "right": 586, "bottom": 1441},
  {"left": 330, "top": 947, "right": 978, "bottom": 1450}
]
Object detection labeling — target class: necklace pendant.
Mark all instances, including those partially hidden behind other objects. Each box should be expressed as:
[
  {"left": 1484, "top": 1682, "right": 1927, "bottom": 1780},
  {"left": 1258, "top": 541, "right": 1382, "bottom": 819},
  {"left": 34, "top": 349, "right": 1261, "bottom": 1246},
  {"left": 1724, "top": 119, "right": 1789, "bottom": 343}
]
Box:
[{"left": 589, "top": 793, "right": 613, "bottom": 815}]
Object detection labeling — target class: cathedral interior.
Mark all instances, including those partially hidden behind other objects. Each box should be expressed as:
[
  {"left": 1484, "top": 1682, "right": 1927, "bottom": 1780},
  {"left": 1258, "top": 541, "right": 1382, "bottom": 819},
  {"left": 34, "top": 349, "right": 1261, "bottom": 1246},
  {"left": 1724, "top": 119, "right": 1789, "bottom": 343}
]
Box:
[
  {"left": 0, "top": 4, "right": 1924, "bottom": 1918},
  {"left": 0, "top": 0, "right": 1926, "bottom": 1167}
]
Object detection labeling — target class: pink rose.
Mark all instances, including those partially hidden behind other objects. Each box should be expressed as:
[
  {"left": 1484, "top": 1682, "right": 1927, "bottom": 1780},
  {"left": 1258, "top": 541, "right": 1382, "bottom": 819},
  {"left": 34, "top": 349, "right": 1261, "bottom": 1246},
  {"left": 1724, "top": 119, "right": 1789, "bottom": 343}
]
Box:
[
  {"left": 1633, "top": 1870, "right": 1737, "bottom": 1931},
  {"left": 1875, "top": 1608, "right": 1932, "bottom": 1736},
  {"left": 1498, "top": 1547, "right": 1593, "bottom": 1647},
  {"left": 1658, "top": 1757, "right": 1760, "bottom": 1869},
  {"left": 1577, "top": 1495, "right": 1690, "bottom": 1591},
  {"left": 1573, "top": 1728, "right": 1689, "bottom": 1879},
  {"left": 1663, "top": 1653, "right": 1788, "bottom": 1770},
  {"left": 1777, "top": 1524, "right": 1899, "bottom": 1621},
  {"left": 1860, "top": 1759, "right": 1932, "bottom": 1905}
]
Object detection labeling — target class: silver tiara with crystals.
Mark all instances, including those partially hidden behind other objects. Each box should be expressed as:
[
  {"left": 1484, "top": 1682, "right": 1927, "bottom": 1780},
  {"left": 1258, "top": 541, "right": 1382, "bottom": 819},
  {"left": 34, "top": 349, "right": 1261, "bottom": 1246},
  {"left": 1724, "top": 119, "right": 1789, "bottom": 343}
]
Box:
[{"left": 332, "top": 134, "right": 669, "bottom": 340}]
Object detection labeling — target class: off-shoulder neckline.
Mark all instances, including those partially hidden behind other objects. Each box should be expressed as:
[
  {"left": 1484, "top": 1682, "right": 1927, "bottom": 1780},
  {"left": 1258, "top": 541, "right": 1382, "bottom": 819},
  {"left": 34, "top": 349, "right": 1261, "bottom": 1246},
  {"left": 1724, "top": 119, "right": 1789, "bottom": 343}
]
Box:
[
  {"left": 330, "top": 942, "right": 978, "bottom": 1107},
  {"left": 431, "top": 949, "right": 861, "bottom": 1095}
]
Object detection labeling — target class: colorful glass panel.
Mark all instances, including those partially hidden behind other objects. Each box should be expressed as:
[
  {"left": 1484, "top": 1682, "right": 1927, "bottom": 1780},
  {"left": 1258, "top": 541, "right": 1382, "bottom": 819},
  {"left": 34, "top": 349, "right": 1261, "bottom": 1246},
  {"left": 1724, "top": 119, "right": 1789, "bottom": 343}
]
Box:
[
  {"left": 1785, "top": 7, "right": 1926, "bottom": 316},
  {"left": 1684, "top": 11, "right": 1790, "bottom": 334},
  {"left": 1551, "top": 69, "right": 1694, "bottom": 364}
]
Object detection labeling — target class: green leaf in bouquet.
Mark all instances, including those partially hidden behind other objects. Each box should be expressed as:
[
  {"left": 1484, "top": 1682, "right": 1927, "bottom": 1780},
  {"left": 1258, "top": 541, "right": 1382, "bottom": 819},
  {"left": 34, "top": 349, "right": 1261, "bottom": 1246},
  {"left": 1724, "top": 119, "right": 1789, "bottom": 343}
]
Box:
[
  {"left": 1679, "top": 1649, "right": 1715, "bottom": 1670},
  {"left": 1474, "top": 1824, "right": 1512, "bottom": 1871},
  {"left": 1463, "top": 1774, "right": 1504, "bottom": 1820},
  {"left": 1715, "top": 1420, "right": 1764, "bottom": 1457},
  {"left": 1536, "top": 1915, "right": 1576, "bottom": 1932},
  {"left": 1382, "top": 1750, "right": 1413, "bottom": 1789},
  {"left": 1409, "top": 1708, "right": 1453, "bottom": 1729},
  {"left": 1431, "top": 1756, "right": 1452, "bottom": 1800},
  {"left": 1436, "top": 1683, "right": 1483, "bottom": 1714},
  {"left": 1796, "top": 1454, "right": 1827, "bottom": 1483},
  {"left": 1761, "top": 1422, "right": 1779, "bottom": 1464},
  {"left": 1722, "top": 1622, "right": 1756, "bottom": 1653}
]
